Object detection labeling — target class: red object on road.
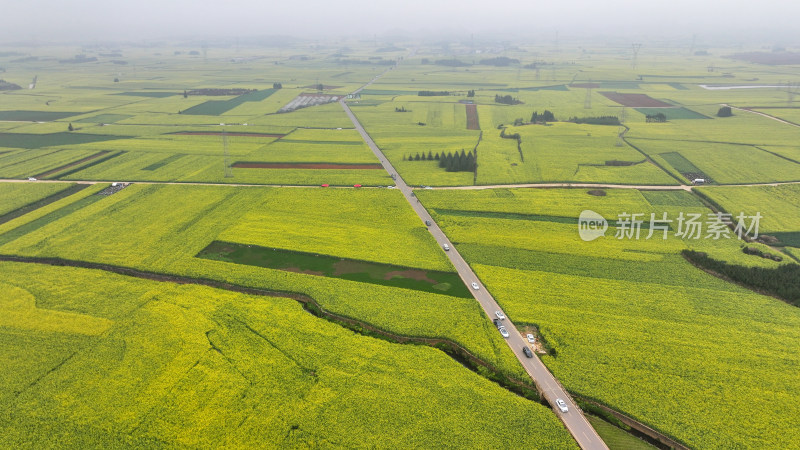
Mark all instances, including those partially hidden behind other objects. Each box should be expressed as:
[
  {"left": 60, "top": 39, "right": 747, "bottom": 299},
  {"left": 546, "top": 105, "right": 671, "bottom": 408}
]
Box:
[
  {"left": 321, "top": 184, "right": 329, "bottom": 187},
  {"left": 353, "top": 184, "right": 362, "bottom": 188}
]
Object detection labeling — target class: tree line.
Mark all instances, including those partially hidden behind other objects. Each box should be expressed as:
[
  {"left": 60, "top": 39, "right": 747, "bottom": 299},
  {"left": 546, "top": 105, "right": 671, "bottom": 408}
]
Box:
[
  {"left": 495, "top": 94, "right": 523, "bottom": 105},
  {"left": 568, "top": 115, "right": 620, "bottom": 125},
  {"left": 530, "top": 110, "right": 555, "bottom": 123},
  {"left": 683, "top": 250, "right": 800, "bottom": 307},
  {"left": 403, "top": 149, "right": 477, "bottom": 172},
  {"left": 479, "top": 57, "right": 519, "bottom": 67}
]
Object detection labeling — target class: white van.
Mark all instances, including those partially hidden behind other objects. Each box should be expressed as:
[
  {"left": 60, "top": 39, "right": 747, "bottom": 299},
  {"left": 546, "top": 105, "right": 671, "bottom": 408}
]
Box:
[{"left": 443, "top": 244, "right": 450, "bottom": 251}]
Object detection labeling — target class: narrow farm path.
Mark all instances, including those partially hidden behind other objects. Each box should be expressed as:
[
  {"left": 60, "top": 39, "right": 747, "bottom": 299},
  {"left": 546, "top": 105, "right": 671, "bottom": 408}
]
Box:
[{"left": 723, "top": 104, "right": 800, "bottom": 128}]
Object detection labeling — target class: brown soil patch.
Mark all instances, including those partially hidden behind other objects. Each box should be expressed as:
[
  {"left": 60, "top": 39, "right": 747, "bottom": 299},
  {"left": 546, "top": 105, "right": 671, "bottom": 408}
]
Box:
[
  {"left": 232, "top": 162, "right": 383, "bottom": 170},
  {"left": 600, "top": 92, "right": 673, "bottom": 107},
  {"left": 383, "top": 269, "right": 437, "bottom": 284},
  {"left": 173, "top": 132, "right": 285, "bottom": 138},
  {"left": 465, "top": 104, "right": 480, "bottom": 130}
]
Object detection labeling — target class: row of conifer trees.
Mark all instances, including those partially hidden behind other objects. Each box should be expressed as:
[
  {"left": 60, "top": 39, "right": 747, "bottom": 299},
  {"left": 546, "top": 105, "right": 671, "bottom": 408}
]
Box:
[{"left": 403, "top": 149, "right": 477, "bottom": 172}]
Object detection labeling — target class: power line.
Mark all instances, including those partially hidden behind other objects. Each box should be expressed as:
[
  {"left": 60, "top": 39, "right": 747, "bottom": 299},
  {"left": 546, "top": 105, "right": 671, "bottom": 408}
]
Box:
[{"left": 631, "top": 43, "right": 642, "bottom": 69}]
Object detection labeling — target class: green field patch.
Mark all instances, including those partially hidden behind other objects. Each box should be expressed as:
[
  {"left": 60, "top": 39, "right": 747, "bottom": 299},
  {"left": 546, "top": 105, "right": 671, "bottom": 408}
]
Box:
[
  {"left": 502, "top": 85, "right": 569, "bottom": 92},
  {"left": 667, "top": 82, "right": 688, "bottom": 90},
  {"left": 435, "top": 208, "right": 658, "bottom": 229},
  {"left": 181, "top": 88, "right": 277, "bottom": 115},
  {"left": 768, "top": 232, "right": 800, "bottom": 247},
  {"left": 232, "top": 162, "right": 383, "bottom": 170},
  {"left": 346, "top": 99, "right": 386, "bottom": 106},
  {"left": 586, "top": 416, "right": 655, "bottom": 450},
  {"left": 53, "top": 152, "right": 125, "bottom": 179},
  {"left": 0, "top": 262, "right": 573, "bottom": 448},
  {"left": 142, "top": 154, "right": 187, "bottom": 171},
  {"left": 0, "top": 184, "right": 87, "bottom": 224},
  {"left": 641, "top": 190, "right": 705, "bottom": 207},
  {"left": 659, "top": 152, "right": 703, "bottom": 175},
  {"left": 277, "top": 139, "right": 363, "bottom": 145},
  {"left": 635, "top": 107, "right": 710, "bottom": 120},
  {"left": 0, "top": 111, "right": 82, "bottom": 122},
  {"left": 197, "top": 241, "right": 471, "bottom": 298},
  {"left": 33, "top": 151, "right": 111, "bottom": 178},
  {"left": 605, "top": 81, "right": 641, "bottom": 89},
  {"left": 0, "top": 132, "right": 127, "bottom": 149},
  {"left": 111, "top": 91, "right": 178, "bottom": 98},
  {"left": 170, "top": 131, "right": 285, "bottom": 138},
  {"left": 457, "top": 244, "right": 708, "bottom": 288},
  {"left": 521, "top": 84, "right": 569, "bottom": 91},
  {"left": 359, "top": 89, "right": 418, "bottom": 95},
  {"left": 696, "top": 185, "right": 800, "bottom": 234},
  {"left": 74, "top": 114, "right": 132, "bottom": 124},
  {"left": 0, "top": 191, "right": 107, "bottom": 247}
]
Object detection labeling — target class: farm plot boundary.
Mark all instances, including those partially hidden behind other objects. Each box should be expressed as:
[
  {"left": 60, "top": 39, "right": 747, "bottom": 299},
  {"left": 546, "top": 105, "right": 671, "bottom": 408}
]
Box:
[{"left": 196, "top": 241, "right": 471, "bottom": 298}]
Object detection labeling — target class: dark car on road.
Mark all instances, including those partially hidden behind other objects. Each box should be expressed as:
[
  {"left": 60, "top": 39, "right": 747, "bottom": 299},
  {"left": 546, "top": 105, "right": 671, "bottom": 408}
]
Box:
[{"left": 522, "top": 346, "right": 533, "bottom": 358}]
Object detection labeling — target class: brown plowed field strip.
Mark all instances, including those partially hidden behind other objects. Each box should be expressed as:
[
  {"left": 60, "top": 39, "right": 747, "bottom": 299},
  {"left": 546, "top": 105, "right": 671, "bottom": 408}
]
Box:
[
  {"left": 232, "top": 162, "right": 384, "bottom": 170},
  {"left": 465, "top": 104, "right": 480, "bottom": 130},
  {"left": 600, "top": 92, "right": 674, "bottom": 107}
]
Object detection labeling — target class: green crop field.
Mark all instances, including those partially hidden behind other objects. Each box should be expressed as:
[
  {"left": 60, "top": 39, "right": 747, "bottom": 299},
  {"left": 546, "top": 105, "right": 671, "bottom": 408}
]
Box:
[
  {"left": 418, "top": 187, "right": 800, "bottom": 448},
  {"left": 0, "top": 262, "right": 574, "bottom": 448},
  {"left": 697, "top": 184, "right": 800, "bottom": 246},
  {"left": 3, "top": 39, "right": 800, "bottom": 448},
  {"left": 0, "top": 182, "right": 74, "bottom": 216},
  {"left": 474, "top": 122, "right": 677, "bottom": 185},
  {"left": 629, "top": 138, "right": 800, "bottom": 184},
  {"left": 0, "top": 184, "right": 527, "bottom": 382}
]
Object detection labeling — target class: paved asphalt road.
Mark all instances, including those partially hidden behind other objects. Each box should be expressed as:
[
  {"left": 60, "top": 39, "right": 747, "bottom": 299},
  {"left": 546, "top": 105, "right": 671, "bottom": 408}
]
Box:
[{"left": 341, "top": 99, "right": 609, "bottom": 450}]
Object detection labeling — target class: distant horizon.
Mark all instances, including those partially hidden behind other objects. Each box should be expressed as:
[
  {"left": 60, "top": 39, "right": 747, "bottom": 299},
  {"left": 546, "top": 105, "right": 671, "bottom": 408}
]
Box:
[{"left": 1, "top": 0, "right": 798, "bottom": 47}]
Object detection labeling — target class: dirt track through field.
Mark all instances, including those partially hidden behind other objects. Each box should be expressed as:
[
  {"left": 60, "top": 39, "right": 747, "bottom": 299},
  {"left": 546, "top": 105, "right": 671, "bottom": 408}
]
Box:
[
  {"left": 723, "top": 104, "right": 800, "bottom": 128},
  {"left": 465, "top": 104, "right": 480, "bottom": 130}
]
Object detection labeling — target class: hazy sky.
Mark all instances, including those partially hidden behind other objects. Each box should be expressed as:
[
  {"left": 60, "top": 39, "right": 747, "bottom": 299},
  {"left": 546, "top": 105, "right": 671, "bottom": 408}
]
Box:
[{"left": 0, "top": 0, "right": 797, "bottom": 43}]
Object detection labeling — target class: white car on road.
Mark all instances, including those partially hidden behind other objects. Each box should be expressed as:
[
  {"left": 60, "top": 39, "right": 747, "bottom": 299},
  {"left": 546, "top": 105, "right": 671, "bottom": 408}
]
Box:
[
  {"left": 498, "top": 326, "right": 509, "bottom": 338},
  {"left": 471, "top": 282, "right": 479, "bottom": 290},
  {"left": 556, "top": 398, "right": 569, "bottom": 413},
  {"left": 495, "top": 311, "right": 505, "bottom": 320}
]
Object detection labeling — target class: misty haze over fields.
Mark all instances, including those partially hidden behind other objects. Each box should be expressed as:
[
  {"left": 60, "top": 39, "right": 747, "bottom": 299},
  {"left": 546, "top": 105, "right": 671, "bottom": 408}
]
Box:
[{"left": 1, "top": 0, "right": 799, "bottom": 44}]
